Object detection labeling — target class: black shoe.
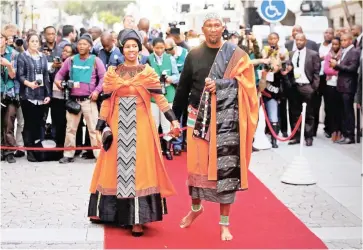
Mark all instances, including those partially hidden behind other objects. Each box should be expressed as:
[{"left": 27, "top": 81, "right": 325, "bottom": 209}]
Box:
[
  {"left": 173, "top": 148, "right": 181, "bottom": 156},
  {"left": 82, "top": 151, "right": 95, "bottom": 159},
  {"left": 14, "top": 150, "right": 25, "bottom": 158},
  {"left": 306, "top": 138, "right": 313, "bottom": 146},
  {"left": 26, "top": 151, "right": 37, "bottom": 162},
  {"left": 282, "top": 132, "right": 288, "bottom": 138},
  {"left": 337, "top": 138, "right": 355, "bottom": 145},
  {"left": 5, "top": 154, "right": 16, "bottom": 163},
  {"left": 59, "top": 157, "right": 75, "bottom": 163},
  {"left": 131, "top": 231, "right": 144, "bottom": 237},
  {"left": 252, "top": 146, "right": 259, "bottom": 152}
]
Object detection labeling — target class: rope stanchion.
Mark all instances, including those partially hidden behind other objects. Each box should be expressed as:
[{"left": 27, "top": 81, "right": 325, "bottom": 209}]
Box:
[
  {"left": 260, "top": 97, "right": 302, "bottom": 142},
  {"left": 280, "top": 102, "right": 316, "bottom": 185},
  {"left": 0, "top": 127, "right": 188, "bottom": 151}
]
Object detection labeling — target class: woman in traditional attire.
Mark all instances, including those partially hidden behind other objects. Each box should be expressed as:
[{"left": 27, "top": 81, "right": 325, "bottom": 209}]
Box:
[{"left": 88, "top": 29, "right": 179, "bottom": 237}]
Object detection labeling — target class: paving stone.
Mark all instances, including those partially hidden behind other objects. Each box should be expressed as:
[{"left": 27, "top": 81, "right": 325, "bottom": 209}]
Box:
[{"left": 1, "top": 129, "right": 361, "bottom": 248}]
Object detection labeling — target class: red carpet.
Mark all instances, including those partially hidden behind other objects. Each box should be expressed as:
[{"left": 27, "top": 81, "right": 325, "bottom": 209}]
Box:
[{"left": 104, "top": 154, "right": 327, "bottom": 249}]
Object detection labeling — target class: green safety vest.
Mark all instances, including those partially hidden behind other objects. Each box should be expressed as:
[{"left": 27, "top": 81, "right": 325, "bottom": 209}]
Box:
[
  {"left": 71, "top": 54, "right": 96, "bottom": 84},
  {"left": 0, "top": 46, "right": 15, "bottom": 93},
  {"left": 149, "top": 53, "right": 175, "bottom": 103},
  {"left": 175, "top": 47, "right": 187, "bottom": 73}
]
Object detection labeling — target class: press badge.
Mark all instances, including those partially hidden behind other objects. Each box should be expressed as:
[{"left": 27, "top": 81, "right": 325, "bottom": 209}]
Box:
[
  {"left": 266, "top": 72, "right": 274, "bottom": 82},
  {"left": 36, "top": 74, "right": 44, "bottom": 86},
  {"left": 294, "top": 68, "right": 301, "bottom": 79},
  {"left": 73, "top": 81, "right": 80, "bottom": 88}
]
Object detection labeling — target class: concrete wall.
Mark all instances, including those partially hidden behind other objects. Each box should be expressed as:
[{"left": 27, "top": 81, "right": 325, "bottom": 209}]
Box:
[{"left": 329, "top": 1, "right": 363, "bottom": 29}]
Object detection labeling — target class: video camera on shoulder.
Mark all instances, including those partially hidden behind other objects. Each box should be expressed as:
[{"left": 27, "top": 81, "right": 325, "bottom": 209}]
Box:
[{"left": 61, "top": 80, "right": 74, "bottom": 100}]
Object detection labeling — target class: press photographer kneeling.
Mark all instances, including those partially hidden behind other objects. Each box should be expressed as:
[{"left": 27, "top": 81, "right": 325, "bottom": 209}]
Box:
[{"left": 54, "top": 35, "right": 106, "bottom": 163}]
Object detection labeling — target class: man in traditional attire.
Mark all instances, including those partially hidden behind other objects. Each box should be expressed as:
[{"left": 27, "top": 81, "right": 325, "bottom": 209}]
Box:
[{"left": 172, "top": 13, "right": 258, "bottom": 241}]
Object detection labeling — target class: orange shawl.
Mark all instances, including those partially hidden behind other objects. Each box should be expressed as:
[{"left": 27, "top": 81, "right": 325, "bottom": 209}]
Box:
[{"left": 208, "top": 52, "right": 258, "bottom": 190}]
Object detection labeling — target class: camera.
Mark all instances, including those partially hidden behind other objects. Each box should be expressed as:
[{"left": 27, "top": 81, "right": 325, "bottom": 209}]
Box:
[
  {"left": 263, "top": 63, "right": 273, "bottom": 71},
  {"left": 245, "top": 27, "right": 251, "bottom": 36},
  {"left": 160, "top": 71, "right": 167, "bottom": 95},
  {"left": 13, "top": 36, "right": 24, "bottom": 47},
  {"left": 281, "top": 61, "right": 287, "bottom": 71},
  {"left": 222, "top": 29, "right": 229, "bottom": 40},
  {"left": 35, "top": 79, "right": 43, "bottom": 86},
  {"left": 168, "top": 21, "right": 185, "bottom": 35},
  {"left": 54, "top": 56, "right": 61, "bottom": 63},
  {"left": 61, "top": 80, "right": 74, "bottom": 100}
]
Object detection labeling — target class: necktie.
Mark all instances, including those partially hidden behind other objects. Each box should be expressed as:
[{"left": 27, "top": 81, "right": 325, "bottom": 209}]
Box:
[{"left": 297, "top": 51, "right": 300, "bottom": 68}]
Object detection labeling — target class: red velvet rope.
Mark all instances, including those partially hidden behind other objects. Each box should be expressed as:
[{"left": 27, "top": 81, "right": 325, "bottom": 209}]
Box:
[
  {"left": 0, "top": 127, "right": 188, "bottom": 151},
  {"left": 260, "top": 96, "right": 302, "bottom": 142}
]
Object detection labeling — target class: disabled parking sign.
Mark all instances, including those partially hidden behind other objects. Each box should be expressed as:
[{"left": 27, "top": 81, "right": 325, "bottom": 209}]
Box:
[{"left": 258, "top": 0, "right": 288, "bottom": 23}]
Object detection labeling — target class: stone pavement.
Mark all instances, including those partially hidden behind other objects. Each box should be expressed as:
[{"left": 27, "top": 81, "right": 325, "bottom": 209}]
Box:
[{"left": 1, "top": 129, "right": 362, "bottom": 249}]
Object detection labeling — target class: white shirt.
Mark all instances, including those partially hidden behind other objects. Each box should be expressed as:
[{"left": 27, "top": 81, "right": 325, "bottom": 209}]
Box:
[
  {"left": 327, "top": 76, "right": 337, "bottom": 87},
  {"left": 319, "top": 43, "right": 332, "bottom": 75},
  {"left": 292, "top": 40, "right": 297, "bottom": 51},
  {"left": 357, "top": 33, "right": 363, "bottom": 47},
  {"left": 292, "top": 47, "right": 310, "bottom": 84},
  {"left": 340, "top": 44, "right": 354, "bottom": 62}
]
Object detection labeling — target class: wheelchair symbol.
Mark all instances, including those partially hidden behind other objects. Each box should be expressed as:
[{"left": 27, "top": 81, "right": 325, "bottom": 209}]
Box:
[
  {"left": 265, "top": 0, "right": 282, "bottom": 18},
  {"left": 259, "top": 0, "right": 287, "bottom": 23}
]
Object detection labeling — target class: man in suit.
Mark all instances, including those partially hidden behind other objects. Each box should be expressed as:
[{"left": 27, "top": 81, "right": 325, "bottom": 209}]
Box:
[
  {"left": 313, "top": 28, "right": 334, "bottom": 138},
  {"left": 57, "top": 25, "right": 77, "bottom": 50},
  {"left": 285, "top": 33, "right": 321, "bottom": 146},
  {"left": 285, "top": 25, "right": 319, "bottom": 52},
  {"left": 279, "top": 25, "right": 319, "bottom": 138},
  {"left": 330, "top": 33, "right": 360, "bottom": 144}
]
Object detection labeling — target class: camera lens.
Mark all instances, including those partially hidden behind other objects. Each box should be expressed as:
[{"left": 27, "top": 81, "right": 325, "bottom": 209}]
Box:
[{"left": 15, "top": 39, "right": 23, "bottom": 47}]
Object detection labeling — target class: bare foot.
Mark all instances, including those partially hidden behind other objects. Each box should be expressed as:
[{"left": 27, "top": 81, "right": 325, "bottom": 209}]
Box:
[
  {"left": 179, "top": 207, "right": 204, "bottom": 228},
  {"left": 220, "top": 225, "right": 233, "bottom": 241}
]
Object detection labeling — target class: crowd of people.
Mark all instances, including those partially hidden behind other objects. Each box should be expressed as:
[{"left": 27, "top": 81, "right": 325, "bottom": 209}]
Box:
[
  {"left": 1, "top": 12, "right": 362, "bottom": 240},
  {"left": 1, "top": 18, "right": 361, "bottom": 164}
]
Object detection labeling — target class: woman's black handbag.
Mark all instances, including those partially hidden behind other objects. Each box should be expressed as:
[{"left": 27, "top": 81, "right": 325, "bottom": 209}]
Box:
[{"left": 65, "top": 99, "right": 81, "bottom": 114}]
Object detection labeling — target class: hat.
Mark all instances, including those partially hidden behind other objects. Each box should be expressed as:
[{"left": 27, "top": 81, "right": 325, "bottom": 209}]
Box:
[
  {"left": 79, "top": 34, "right": 93, "bottom": 46},
  {"left": 203, "top": 12, "right": 223, "bottom": 25},
  {"left": 117, "top": 29, "right": 142, "bottom": 53}
]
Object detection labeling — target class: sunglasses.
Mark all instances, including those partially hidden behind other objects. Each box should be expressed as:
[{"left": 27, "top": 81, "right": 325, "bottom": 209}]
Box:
[{"left": 165, "top": 47, "right": 174, "bottom": 52}]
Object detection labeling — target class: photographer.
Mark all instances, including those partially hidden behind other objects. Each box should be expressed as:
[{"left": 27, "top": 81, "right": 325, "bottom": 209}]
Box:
[
  {"left": 238, "top": 29, "right": 263, "bottom": 87},
  {"left": 260, "top": 32, "right": 289, "bottom": 148},
  {"left": 148, "top": 37, "right": 180, "bottom": 160},
  {"left": 238, "top": 28, "right": 262, "bottom": 58},
  {"left": 54, "top": 35, "right": 105, "bottom": 164},
  {"left": 17, "top": 33, "right": 52, "bottom": 162},
  {"left": 166, "top": 24, "right": 190, "bottom": 51},
  {"left": 3, "top": 23, "right": 25, "bottom": 53},
  {"left": 50, "top": 44, "right": 76, "bottom": 154},
  {"left": 1, "top": 32, "right": 20, "bottom": 163}
]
